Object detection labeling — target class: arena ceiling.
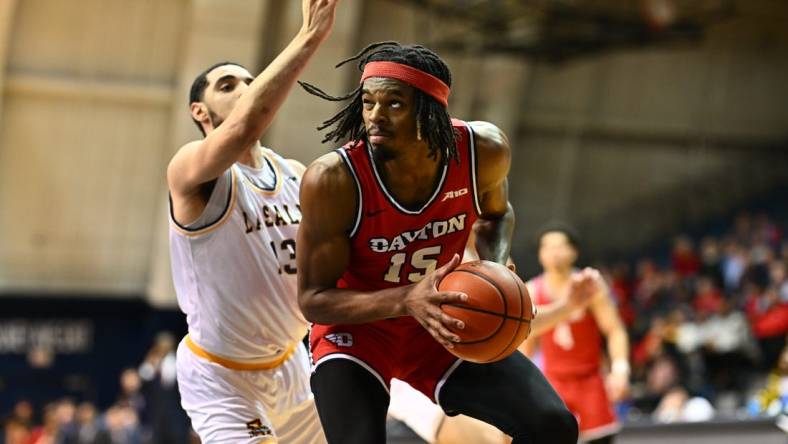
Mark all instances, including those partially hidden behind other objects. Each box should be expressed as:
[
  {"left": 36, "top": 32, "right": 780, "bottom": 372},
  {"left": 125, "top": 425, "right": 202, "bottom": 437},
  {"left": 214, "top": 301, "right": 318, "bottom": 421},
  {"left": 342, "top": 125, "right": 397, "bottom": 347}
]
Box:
[{"left": 392, "top": 0, "right": 785, "bottom": 61}]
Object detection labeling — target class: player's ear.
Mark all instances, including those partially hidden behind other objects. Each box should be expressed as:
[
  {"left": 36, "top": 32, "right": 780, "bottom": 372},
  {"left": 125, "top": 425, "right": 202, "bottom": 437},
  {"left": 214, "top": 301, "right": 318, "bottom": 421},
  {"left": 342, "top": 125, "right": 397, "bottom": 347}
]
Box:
[{"left": 190, "top": 102, "right": 209, "bottom": 126}]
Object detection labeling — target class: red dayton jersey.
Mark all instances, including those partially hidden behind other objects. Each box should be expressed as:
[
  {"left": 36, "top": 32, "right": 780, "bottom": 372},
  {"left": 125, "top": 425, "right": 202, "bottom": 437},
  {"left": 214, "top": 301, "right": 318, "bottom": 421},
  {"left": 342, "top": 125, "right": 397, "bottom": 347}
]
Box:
[
  {"left": 336, "top": 119, "right": 481, "bottom": 291},
  {"left": 312, "top": 119, "right": 481, "bottom": 400},
  {"left": 531, "top": 274, "right": 603, "bottom": 378}
]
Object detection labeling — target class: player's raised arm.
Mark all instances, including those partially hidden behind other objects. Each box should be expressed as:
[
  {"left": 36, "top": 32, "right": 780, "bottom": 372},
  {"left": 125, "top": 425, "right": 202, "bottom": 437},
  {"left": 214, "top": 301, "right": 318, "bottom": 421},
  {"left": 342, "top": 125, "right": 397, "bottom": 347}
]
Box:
[
  {"left": 296, "top": 153, "right": 467, "bottom": 348},
  {"left": 167, "top": 0, "right": 339, "bottom": 199},
  {"left": 469, "top": 121, "right": 515, "bottom": 265}
]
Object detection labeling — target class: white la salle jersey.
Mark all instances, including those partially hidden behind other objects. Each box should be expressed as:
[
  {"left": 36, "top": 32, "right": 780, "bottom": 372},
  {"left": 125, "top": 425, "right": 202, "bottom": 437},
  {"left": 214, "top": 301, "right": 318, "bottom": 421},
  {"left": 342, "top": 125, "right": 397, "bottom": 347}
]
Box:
[{"left": 169, "top": 149, "right": 306, "bottom": 361}]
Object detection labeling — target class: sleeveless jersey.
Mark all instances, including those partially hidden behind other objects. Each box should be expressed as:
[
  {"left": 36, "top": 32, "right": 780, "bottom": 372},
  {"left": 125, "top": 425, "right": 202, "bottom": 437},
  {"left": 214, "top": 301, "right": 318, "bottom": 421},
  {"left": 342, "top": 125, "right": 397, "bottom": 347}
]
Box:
[
  {"left": 169, "top": 149, "right": 306, "bottom": 362},
  {"left": 336, "top": 119, "right": 480, "bottom": 291},
  {"left": 530, "top": 274, "right": 602, "bottom": 378}
]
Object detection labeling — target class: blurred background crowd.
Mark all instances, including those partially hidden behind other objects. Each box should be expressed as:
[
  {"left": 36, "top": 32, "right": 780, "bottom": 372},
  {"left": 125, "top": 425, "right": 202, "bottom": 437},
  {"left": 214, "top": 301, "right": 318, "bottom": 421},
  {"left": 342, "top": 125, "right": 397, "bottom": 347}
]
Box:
[
  {"left": 2, "top": 333, "right": 191, "bottom": 444},
  {"left": 604, "top": 211, "right": 788, "bottom": 422}
]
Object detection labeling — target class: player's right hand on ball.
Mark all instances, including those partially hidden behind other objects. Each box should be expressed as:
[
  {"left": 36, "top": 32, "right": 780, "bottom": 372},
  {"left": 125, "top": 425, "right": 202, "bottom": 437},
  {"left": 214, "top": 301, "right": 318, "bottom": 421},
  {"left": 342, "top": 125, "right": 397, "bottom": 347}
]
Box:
[{"left": 403, "top": 254, "right": 468, "bottom": 349}]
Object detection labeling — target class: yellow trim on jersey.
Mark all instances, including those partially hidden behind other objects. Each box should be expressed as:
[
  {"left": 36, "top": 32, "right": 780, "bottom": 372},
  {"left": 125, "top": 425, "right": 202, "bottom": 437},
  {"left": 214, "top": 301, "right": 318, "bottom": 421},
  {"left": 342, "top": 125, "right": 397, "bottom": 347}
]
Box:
[
  {"left": 170, "top": 168, "right": 238, "bottom": 237},
  {"left": 240, "top": 150, "right": 283, "bottom": 196},
  {"left": 184, "top": 334, "right": 296, "bottom": 371}
]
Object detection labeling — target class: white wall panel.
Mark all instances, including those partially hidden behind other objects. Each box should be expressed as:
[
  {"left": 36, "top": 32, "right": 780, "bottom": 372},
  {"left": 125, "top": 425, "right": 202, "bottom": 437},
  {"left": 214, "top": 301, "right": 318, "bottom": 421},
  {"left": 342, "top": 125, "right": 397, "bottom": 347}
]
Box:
[
  {"left": 0, "top": 93, "right": 170, "bottom": 291},
  {"left": 8, "top": 0, "right": 186, "bottom": 82}
]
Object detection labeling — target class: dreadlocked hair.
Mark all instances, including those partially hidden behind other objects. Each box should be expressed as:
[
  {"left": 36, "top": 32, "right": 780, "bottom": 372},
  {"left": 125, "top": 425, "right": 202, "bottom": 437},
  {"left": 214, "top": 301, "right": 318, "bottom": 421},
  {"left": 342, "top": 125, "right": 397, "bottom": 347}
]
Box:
[{"left": 299, "top": 41, "right": 458, "bottom": 164}]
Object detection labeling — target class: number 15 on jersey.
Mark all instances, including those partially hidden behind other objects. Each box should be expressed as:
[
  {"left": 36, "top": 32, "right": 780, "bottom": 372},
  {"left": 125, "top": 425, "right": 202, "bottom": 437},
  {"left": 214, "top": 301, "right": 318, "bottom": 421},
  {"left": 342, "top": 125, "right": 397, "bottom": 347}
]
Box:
[{"left": 383, "top": 246, "right": 442, "bottom": 284}]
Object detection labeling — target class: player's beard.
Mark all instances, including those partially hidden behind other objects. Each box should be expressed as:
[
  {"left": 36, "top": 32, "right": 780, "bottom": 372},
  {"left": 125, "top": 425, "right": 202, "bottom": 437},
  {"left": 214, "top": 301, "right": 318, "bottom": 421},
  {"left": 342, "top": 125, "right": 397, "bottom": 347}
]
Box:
[
  {"left": 372, "top": 144, "right": 398, "bottom": 161},
  {"left": 365, "top": 132, "right": 398, "bottom": 161},
  {"left": 208, "top": 109, "right": 225, "bottom": 129}
]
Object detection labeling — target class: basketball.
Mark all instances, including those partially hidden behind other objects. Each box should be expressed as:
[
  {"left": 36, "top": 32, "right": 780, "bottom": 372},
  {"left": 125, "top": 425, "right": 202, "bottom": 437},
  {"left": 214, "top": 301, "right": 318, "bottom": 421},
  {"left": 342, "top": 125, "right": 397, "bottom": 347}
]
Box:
[{"left": 438, "top": 260, "right": 535, "bottom": 363}]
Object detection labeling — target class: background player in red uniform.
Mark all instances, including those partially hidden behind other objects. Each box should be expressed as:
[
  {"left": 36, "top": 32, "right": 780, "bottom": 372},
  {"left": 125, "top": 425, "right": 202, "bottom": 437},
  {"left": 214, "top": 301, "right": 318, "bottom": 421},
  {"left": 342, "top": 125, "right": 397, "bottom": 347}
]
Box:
[
  {"left": 520, "top": 224, "right": 630, "bottom": 444},
  {"left": 296, "top": 42, "right": 578, "bottom": 444}
]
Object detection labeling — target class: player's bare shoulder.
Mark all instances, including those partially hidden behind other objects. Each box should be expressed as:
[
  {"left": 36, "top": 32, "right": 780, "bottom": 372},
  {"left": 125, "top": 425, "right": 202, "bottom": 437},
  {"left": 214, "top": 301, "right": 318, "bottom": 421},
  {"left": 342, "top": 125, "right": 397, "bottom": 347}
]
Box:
[
  {"left": 302, "top": 151, "right": 354, "bottom": 196},
  {"left": 299, "top": 151, "right": 357, "bottom": 231},
  {"left": 167, "top": 140, "right": 203, "bottom": 194},
  {"left": 468, "top": 121, "right": 511, "bottom": 189},
  {"left": 469, "top": 121, "right": 509, "bottom": 146}
]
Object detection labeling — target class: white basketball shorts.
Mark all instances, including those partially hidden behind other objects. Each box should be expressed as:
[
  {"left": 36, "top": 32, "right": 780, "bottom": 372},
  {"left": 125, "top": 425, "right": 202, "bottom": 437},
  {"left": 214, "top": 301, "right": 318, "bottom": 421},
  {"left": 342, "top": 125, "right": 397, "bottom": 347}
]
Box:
[{"left": 176, "top": 338, "right": 326, "bottom": 444}]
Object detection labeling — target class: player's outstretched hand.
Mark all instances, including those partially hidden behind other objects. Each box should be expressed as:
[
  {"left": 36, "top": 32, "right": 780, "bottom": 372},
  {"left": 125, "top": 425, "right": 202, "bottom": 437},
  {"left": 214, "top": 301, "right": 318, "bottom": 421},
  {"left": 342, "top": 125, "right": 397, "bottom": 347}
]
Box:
[
  {"left": 300, "top": 0, "right": 340, "bottom": 42},
  {"left": 566, "top": 267, "right": 599, "bottom": 310},
  {"left": 403, "top": 254, "right": 468, "bottom": 349}
]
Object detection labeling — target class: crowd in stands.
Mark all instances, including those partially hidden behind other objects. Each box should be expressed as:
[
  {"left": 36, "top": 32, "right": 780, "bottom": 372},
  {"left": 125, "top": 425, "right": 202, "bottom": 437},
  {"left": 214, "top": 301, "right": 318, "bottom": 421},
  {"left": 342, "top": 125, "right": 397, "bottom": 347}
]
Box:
[
  {"left": 600, "top": 211, "right": 788, "bottom": 422},
  {"left": 2, "top": 333, "right": 191, "bottom": 444}
]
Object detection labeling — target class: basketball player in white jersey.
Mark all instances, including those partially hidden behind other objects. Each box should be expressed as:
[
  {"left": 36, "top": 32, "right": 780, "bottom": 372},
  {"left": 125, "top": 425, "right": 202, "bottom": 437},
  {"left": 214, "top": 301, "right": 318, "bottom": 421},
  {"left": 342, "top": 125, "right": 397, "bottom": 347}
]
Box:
[{"left": 167, "top": 1, "right": 338, "bottom": 442}]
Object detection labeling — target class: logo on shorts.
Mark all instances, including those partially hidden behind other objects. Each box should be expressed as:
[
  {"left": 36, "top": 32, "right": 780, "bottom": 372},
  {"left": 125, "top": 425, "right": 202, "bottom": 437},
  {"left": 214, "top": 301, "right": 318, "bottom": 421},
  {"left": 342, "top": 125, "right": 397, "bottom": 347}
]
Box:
[
  {"left": 325, "top": 332, "right": 354, "bottom": 347},
  {"left": 245, "top": 418, "right": 273, "bottom": 438}
]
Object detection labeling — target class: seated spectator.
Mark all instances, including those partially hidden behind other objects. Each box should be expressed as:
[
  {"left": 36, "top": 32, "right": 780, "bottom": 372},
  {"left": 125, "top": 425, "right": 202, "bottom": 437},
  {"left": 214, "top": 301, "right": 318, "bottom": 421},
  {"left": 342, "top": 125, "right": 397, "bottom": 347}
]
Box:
[
  {"left": 104, "top": 404, "right": 141, "bottom": 444},
  {"left": 28, "top": 403, "right": 60, "bottom": 444},
  {"left": 608, "top": 262, "right": 636, "bottom": 327},
  {"left": 3, "top": 417, "right": 31, "bottom": 444},
  {"left": 55, "top": 398, "right": 77, "bottom": 442},
  {"left": 701, "top": 298, "right": 755, "bottom": 397},
  {"left": 137, "top": 332, "right": 188, "bottom": 444},
  {"left": 117, "top": 369, "right": 145, "bottom": 425},
  {"left": 674, "top": 308, "right": 703, "bottom": 355},
  {"left": 742, "top": 242, "right": 774, "bottom": 290},
  {"left": 635, "top": 353, "right": 682, "bottom": 414},
  {"left": 721, "top": 239, "right": 748, "bottom": 293},
  {"left": 633, "top": 259, "right": 660, "bottom": 310},
  {"left": 62, "top": 402, "right": 111, "bottom": 444},
  {"left": 753, "top": 212, "right": 782, "bottom": 249},
  {"left": 699, "top": 237, "right": 724, "bottom": 288},
  {"left": 633, "top": 317, "right": 667, "bottom": 370},
  {"left": 669, "top": 308, "right": 707, "bottom": 392},
  {"left": 693, "top": 277, "right": 723, "bottom": 316},
  {"left": 672, "top": 235, "right": 701, "bottom": 278},
  {"left": 11, "top": 400, "right": 33, "bottom": 427},
  {"left": 745, "top": 285, "right": 788, "bottom": 370},
  {"left": 769, "top": 260, "right": 788, "bottom": 302},
  {"left": 733, "top": 212, "right": 753, "bottom": 245}
]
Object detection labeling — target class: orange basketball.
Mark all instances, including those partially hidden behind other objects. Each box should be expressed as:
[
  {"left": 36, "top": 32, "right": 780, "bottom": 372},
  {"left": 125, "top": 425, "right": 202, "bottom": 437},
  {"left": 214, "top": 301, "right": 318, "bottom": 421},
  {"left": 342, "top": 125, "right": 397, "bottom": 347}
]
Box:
[{"left": 437, "top": 260, "right": 534, "bottom": 363}]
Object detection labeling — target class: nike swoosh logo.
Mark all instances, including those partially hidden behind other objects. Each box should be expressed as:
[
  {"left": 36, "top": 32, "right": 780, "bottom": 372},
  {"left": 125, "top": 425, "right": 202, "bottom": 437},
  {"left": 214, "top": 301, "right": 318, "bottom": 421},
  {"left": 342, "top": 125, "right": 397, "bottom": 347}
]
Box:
[
  {"left": 366, "top": 208, "right": 385, "bottom": 217},
  {"left": 288, "top": 176, "right": 298, "bottom": 181}
]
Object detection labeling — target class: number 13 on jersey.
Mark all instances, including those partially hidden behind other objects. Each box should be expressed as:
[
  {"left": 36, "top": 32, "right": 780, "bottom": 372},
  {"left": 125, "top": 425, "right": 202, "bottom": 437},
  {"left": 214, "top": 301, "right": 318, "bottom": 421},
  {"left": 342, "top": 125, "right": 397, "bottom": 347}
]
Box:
[{"left": 383, "top": 246, "right": 442, "bottom": 283}]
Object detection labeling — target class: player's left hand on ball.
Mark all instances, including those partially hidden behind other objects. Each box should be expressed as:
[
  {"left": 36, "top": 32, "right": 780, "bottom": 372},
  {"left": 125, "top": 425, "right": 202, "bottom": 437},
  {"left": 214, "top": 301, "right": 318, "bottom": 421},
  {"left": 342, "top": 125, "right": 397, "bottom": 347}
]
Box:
[{"left": 403, "top": 254, "right": 467, "bottom": 349}]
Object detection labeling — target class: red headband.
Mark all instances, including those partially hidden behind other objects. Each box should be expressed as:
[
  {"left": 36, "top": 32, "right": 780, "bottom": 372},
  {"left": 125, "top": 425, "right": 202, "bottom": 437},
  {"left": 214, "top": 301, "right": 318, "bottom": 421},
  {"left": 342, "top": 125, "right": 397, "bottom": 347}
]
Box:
[{"left": 360, "top": 61, "right": 450, "bottom": 107}]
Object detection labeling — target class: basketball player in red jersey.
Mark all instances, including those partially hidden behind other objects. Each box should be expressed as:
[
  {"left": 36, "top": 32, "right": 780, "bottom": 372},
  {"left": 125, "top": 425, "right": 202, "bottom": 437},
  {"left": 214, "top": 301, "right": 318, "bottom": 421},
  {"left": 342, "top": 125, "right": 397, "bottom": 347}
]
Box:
[
  {"left": 520, "top": 224, "right": 630, "bottom": 444},
  {"left": 296, "top": 42, "right": 578, "bottom": 444}
]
